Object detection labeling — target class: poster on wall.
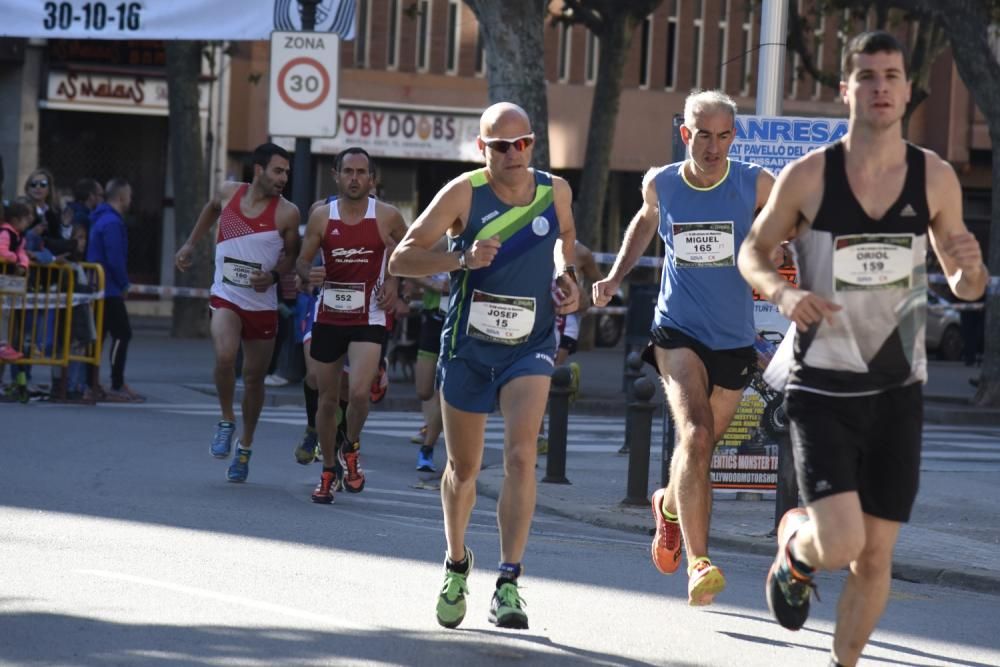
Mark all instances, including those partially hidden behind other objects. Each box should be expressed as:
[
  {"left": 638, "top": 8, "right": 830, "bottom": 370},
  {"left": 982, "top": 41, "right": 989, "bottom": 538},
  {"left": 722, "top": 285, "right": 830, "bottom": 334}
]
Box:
[{"left": 709, "top": 114, "right": 848, "bottom": 490}]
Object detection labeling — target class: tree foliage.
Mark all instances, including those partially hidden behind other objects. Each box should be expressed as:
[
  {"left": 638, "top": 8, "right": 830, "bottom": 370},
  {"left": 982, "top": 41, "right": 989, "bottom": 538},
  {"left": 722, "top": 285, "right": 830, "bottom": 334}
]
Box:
[
  {"left": 165, "top": 41, "right": 210, "bottom": 337},
  {"left": 462, "top": 0, "right": 553, "bottom": 169},
  {"left": 554, "top": 0, "right": 663, "bottom": 248}
]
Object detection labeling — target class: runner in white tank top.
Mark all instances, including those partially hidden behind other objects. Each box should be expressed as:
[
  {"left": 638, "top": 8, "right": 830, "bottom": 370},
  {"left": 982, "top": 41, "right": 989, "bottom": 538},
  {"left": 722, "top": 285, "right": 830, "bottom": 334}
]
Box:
[{"left": 176, "top": 143, "right": 301, "bottom": 483}]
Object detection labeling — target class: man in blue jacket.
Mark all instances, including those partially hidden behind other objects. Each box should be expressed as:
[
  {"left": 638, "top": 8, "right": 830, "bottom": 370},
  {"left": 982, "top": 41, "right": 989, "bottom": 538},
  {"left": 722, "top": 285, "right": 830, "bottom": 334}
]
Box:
[{"left": 88, "top": 177, "right": 143, "bottom": 402}]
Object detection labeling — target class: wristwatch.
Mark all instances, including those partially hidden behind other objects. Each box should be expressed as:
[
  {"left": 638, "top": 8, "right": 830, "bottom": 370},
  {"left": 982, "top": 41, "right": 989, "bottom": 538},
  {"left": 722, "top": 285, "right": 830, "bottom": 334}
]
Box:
[
  {"left": 561, "top": 264, "right": 578, "bottom": 282},
  {"left": 457, "top": 249, "right": 468, "bottom": 270}
]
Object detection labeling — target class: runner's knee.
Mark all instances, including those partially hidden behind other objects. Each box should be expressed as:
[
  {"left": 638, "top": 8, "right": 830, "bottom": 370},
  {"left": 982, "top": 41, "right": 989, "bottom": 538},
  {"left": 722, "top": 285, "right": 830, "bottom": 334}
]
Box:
[
  {"left": 348, "top": 383, "right": 369, "bottom": 406},
  {"left": 242, "top": 367, "right": 267, "bottom": 388},
  {"left": 447, "top": 456, "right": 479, "bottom": 484},
  {"left": 851, "top": 537, "right": 894, "bottom": 579},
  {"left": 503, "top": 444, "right": 535, "bottom": 477},
  {"left": 811, "top": 521, "right": 865, "bottom": 570},
  {"left": 675, "top": 422, "right": 715, "bottom": 458}
]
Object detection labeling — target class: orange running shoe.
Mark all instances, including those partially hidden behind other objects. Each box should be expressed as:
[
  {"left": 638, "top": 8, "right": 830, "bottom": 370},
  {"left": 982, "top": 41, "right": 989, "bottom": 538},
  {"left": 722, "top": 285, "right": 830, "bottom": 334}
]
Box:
[
  {"left": 687, "top": 557, "right": 726, "bottom": 606},
  {"left": 311, "top": 471, "right": 335, "bottom": 504},
  {"left": 650, "top": 488, "right": 682, "bottom": 575},
  {"left": 338, "top": 441, "right": 366, "bottom": 493}
]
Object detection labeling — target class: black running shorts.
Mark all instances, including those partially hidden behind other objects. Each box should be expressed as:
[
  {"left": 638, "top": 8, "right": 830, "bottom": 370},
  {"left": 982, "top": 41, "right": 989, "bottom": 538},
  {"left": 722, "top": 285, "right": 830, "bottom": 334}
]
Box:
[
  {"left": 784, "top": 383, "right": 922, "bottom": 523},
  {"left": 309, "top": 323, "right": 387, "bottom": 364},
  {"left": 643, "top": 325, "right": 755, "bottom": 392},
  {"left": 417, "top": 311, "right": 444, "bottom": 358}
]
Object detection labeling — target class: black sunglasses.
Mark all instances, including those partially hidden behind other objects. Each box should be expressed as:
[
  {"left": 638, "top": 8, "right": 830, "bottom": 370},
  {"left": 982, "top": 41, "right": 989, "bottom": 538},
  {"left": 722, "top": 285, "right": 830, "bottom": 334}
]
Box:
[
  {"left": 29, "top": 180, "right": 49, "bottom": 188},
  {"left": 483, "top": 134, "right": 535, "bottom": 154}
]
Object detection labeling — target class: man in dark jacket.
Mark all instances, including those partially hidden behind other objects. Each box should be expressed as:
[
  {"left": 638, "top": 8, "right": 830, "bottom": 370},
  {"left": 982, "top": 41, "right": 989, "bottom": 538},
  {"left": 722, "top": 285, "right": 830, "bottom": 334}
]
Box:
[
  {"left": 87, "top": 177, "right": 143, "bottom": 402},
  {"left": 64, "top": 178, "right": 104, "bottom": 234}
]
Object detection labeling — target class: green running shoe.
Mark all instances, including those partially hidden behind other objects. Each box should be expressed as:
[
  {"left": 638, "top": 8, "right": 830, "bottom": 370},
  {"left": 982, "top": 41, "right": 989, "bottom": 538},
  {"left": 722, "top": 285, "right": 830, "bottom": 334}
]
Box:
[
  {"left": 436, "top": 547, "right": 474, "bottom": 629},
  {"left": 489, "top": 581, "right": 528, "bottom": 629}
]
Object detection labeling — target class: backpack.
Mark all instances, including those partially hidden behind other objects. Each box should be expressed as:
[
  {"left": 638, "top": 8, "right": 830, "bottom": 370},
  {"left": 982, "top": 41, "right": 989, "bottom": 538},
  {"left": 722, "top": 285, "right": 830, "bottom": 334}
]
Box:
[{"left": 0, "top": 225, "right": 21, "bottom": 254}]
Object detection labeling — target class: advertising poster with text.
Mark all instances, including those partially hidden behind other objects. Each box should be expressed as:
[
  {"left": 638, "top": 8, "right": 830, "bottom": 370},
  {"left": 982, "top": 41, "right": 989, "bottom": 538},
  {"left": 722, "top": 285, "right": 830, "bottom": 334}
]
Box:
[{"left": 708, "top": 115, "right": 846, "bottom": 490}]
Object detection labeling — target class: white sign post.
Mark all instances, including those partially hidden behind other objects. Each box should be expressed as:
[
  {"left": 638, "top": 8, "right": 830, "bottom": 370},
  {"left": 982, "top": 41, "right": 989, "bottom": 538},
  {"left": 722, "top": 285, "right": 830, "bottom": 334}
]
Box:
[{"left": 268, "top": 31, "right": 340, "bottom": 138}]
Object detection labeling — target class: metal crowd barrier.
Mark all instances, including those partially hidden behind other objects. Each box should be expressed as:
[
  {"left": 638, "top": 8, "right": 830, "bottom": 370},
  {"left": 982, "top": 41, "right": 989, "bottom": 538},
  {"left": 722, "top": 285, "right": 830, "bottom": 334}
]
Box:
[{"left": 1, "top": 260, "right": 105, "bottom": 401}]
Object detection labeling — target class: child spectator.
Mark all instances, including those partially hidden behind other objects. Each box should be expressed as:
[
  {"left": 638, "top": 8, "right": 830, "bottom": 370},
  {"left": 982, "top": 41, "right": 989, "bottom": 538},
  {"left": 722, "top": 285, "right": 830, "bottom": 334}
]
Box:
[
  {"left": 0, "top": 201, "right": 31, "bottom": 361},
  {"left": 64, "top": 222, "right": 98, "bottom": 398}
]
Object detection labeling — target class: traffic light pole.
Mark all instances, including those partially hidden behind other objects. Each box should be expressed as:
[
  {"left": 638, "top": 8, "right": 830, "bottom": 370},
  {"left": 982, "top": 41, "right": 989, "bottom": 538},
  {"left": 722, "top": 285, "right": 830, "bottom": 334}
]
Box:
[{"left": 291, "top": 0, "right": 319, "bottom": 217}]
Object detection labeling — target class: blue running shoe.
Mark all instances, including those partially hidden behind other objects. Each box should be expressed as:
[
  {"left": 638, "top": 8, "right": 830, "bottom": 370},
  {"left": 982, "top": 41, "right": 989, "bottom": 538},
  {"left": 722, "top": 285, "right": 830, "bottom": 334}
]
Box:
[
  {"left": 227, "top": 441, "right": 252, "bottom": 483},
  {"left": 211, "top": 420, "right": 236, "bottom": 458},
  {"left": 417, "top": 446, "right": 436, "bottom": 472},
  {"left": 294, "top": 427, "right": 319, "bottom": 465}
]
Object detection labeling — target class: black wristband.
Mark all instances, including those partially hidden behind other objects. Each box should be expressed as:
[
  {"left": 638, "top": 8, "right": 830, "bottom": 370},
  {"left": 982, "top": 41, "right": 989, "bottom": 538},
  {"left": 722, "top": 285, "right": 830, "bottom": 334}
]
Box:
[{"left": 270, "top": 270, "right": 281, "bottom": 285}]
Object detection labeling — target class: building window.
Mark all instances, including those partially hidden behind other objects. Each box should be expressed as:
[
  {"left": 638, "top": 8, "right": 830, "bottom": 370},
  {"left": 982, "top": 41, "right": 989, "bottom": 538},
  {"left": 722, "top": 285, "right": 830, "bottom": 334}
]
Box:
[
  {"left": 475, "top": 27, "right": 486, "bottom": 76},
  {"left": 717, "top": 0, "right": 729, "bottom": 89},
  {"left": 665, "top": 0, "right": 678, "bottom": 89},
  {"left": 417, "top": 0, "right": 431, "bottom": 71},
  {"left": 387, "top": 0, "right": 399, "bottom": 69},
  {"left": 585, "top": 29, "right": 598, "bottom": 84},
  {"left": 355, "top": 0, "right": 369, "bottom": 68},
  {"left": 692, "top": 0, "right": 704, "bottom": 89},
  {"left": 740, "top": 7, "right": 753, "bottom": 95},
  {"left": 446, "top": 0, "right": 460, "bottom": 73},
  {"left": 558, "top": 21, "right": 571, "bottom": 82},
  {"left": 639, "top": 14, "right": 653, "bottom": 88}
]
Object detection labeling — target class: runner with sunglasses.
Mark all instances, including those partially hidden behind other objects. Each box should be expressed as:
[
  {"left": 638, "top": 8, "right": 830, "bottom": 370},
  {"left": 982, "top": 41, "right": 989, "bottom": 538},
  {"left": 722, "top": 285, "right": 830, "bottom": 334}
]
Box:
[{"left": 389, "top": 102, "right": 579, "bottom": 630}]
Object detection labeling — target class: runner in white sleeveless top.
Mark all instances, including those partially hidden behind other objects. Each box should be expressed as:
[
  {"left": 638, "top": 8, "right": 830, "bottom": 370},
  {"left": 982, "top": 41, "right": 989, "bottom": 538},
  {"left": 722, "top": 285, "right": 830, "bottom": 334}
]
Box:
[
  {"left": 176, "top": 142, "right": 301, "bottom": 483},
  {"left": 739, "top": 32, "right": 987, "bottom": 667}
]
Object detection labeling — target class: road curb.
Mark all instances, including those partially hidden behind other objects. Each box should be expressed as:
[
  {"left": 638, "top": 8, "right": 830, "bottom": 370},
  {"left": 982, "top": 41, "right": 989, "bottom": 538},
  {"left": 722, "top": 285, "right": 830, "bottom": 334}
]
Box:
[
  {"left": 183, "top": 383, "right": 998, "bottom": 423},
  {"left": 475, "top": 470, "right": 1000, "bottom": 598}
]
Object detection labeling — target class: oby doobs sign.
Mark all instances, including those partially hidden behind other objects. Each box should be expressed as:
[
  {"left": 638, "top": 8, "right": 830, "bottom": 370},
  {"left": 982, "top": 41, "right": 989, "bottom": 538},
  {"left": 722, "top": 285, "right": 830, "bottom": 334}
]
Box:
[{"left": 294, "top": 103, "right": 483, "bottom": 163}]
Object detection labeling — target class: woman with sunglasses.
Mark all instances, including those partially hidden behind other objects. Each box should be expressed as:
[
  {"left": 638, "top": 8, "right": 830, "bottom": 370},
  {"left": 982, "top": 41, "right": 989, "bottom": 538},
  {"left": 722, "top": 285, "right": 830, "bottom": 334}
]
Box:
[{"left": 23, "top": 168, "right": 74, "bottom": 257}]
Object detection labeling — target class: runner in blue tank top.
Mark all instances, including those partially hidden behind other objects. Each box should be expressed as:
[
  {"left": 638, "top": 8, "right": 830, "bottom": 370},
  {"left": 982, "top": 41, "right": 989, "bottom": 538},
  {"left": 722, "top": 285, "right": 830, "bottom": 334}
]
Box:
[
  {"left": 390, "top": 102, "right": 579, "bottom": 631},
  {"left": 594, "top": 91, "right": 775, "bottom": 606}
]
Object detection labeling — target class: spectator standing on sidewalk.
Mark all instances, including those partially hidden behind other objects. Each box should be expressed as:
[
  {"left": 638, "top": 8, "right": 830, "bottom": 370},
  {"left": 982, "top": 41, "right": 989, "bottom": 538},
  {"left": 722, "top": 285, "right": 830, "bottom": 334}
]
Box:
[
  {"left": 24, "top": 168, "right": 74, "bottom": 258},
  {"left": 87, "top": 177, "right": 143, "bottom": 402},
  {"left": 593, "top": 90, "right": 775, "bottom": 606},
  {"left": 738, "top": 31, "right": 988, "bottom": 667},
  {"left": 0, "top": 201, "right": 31, "bottom": 362},
  {"left": 64, "top": 178, "right": 104, "bottom": 235}
]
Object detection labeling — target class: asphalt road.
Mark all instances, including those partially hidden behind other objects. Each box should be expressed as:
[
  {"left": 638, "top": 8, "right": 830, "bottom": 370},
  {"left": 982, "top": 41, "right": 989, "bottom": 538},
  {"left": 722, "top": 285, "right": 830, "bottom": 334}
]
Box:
[{"left": 2, "top": 392, "right": 999, "bottom": 666}]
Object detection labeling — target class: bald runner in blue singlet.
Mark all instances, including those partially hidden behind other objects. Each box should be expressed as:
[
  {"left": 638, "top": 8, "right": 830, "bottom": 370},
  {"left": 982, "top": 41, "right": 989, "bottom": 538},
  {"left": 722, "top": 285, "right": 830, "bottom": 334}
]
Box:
[
  {"left": 389, "top": 102, "right": 579, "bottom": 632},
  {"left": 437, "top": 167, "right": 560, "bottom": 412}
]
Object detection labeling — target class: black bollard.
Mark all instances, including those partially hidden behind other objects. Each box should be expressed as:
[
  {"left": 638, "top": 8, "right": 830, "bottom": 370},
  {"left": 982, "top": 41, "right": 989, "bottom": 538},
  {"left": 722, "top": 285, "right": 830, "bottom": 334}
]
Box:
[
  {"left": 619, "top": 351, "right": 644, "bottom": 454},
  {"left": 543, "top": 365, "right": 573, "bottom": 485},
  {"left": 622, "top": 375, "right": 656, "bottom": 505},
  {"left": 773, "top": 429, "right": 799, "bottom": 534}
]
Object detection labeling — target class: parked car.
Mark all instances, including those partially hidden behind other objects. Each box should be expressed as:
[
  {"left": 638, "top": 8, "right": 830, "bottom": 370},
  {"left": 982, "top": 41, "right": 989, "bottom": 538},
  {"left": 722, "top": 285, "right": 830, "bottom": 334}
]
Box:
[{"left": 926, "top": 290, "right": 964, "bottom": 361}]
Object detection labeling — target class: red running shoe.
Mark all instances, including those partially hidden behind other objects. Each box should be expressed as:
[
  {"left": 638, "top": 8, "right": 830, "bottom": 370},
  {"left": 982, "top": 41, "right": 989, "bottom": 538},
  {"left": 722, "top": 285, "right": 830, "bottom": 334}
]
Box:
[
  {"left": 311, "top": 471, "right": 336, "bottom": 504},
  {"left": 338, "top": 441, "right": 366, "bottom": 493},
  {"left": 650, "top": 487, "right": 682, "bottom": 575}
]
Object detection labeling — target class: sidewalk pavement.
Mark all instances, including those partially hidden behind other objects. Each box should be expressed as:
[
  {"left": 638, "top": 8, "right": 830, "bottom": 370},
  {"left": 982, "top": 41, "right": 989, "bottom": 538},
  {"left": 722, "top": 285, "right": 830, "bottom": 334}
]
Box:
[{"left": 118, "top": 322, "right": 1000, "bottom": 596}]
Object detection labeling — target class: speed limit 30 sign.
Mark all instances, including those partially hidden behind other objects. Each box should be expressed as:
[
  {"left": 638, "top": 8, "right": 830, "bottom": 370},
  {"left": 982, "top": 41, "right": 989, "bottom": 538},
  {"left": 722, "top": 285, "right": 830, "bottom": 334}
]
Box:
[{"left": 268, "top": 31, "right": 340, "bottom": 137}]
